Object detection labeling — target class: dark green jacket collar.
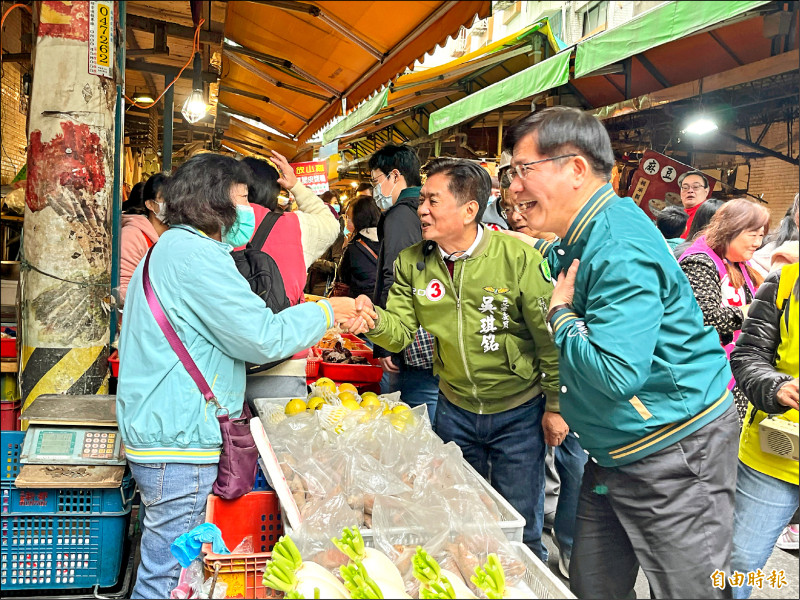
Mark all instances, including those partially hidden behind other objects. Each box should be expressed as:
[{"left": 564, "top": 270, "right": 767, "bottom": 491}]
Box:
[{"left": 561, "top": 183, "right": 619, "bottom": 256}]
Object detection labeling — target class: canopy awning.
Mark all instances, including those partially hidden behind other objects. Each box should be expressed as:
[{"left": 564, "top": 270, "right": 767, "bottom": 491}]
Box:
[
  {"left": 218, "top": 0, "right": 491, "bottom": 155},
  {"left": 573, "top": 0, "right": 771, "bottom": 78},
  {"left": 427, "top": 49, "right": 571, "bottom": 134},
  {"left": 321, "top": 21, "right": 557, "bottom": 145}
]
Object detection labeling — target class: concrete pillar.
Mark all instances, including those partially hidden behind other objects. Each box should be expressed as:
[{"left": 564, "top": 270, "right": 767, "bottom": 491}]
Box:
[{"left": 21, "top": 1, "right": 116, "bottom": 415}]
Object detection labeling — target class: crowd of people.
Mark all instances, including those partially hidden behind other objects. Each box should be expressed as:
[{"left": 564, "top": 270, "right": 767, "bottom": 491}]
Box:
[{"left": 116, "top": 107, "right": 798, "bottom": 599}]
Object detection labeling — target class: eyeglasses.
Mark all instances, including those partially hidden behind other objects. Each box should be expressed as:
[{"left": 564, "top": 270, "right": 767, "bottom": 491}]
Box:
[
  {"left": 498, "top": 200, "right": 537, "bottom": 220},
  {"left": 369, "top": 173, "right": 386, "bottom": 186},
  {"left": 680, "top": 184, "right": 707, "bottom": 192},
  {"left": 510, "top": 154, "right": 578, "bottom": 180}
]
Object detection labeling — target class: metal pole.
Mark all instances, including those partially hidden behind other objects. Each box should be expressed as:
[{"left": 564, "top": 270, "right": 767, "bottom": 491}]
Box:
[
  {"left": 497, "top": 112, "right": 504, "bottom": 159},
  {"left": 162, "top": 72, "right": 174, "bottom": 171},
  {"left": 110, "top": 0, "right": 126, "bottom": 344}
]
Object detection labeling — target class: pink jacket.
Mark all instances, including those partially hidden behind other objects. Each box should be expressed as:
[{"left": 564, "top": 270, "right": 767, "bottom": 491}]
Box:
[{"left": 119, "top": 214, "right": 160, "bottom": 305}]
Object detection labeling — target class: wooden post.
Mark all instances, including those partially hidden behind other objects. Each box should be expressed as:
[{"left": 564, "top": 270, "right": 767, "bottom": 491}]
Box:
[
  {"left": 162, "top": 72, "right": 174, "bottom": 172},
  {"left": 21, "top": 1, "right": 116, "bottom": 416}
]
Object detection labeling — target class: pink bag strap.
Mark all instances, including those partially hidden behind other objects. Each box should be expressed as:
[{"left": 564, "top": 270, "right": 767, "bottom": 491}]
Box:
[{"left": 142, "top": 248, "right": 224, "bottom": 412}]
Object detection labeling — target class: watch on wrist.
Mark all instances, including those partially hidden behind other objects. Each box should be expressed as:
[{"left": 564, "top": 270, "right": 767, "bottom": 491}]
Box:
[{"left": 546, "top": 303, "right": 572, "bottom": 323}]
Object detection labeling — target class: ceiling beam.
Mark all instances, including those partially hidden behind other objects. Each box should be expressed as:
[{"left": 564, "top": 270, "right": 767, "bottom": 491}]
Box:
[
  {"left": 217, "top": 103, "right": 296, "bottom": 140},
  {"left": 716, "top": 130, "right": 798, "bottom": 165},
  {"left": 222, "top": 52, "right": 312, "bottom": 123},
  {"left": 126, "top": 14, "right": 223, "bottom": 45},
  {"left": 223, "top": 42, "right": 340, "bottom": 98},
  {"left": 708, "top": 30, "right": 743, "bottom": 66},
  {"left": 222, "top": 51, "right": 333, "bottom": 101},
  {"left": 635, "top": 54, "right": 671, "bottom": 88},
  {"left": 126, "top": 59, "right": 218, "bottom": 83}
]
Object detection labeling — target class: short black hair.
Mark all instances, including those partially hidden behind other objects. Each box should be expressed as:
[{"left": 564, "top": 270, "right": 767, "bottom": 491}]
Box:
[
  {"left": 241, "top": 157, "right": 280, "bottom": 211},
  {"left": 142, "top": 172, "right": 169, "bottom": 203},
  {"left": 421, "top": 158, "right": 490, "bottom": 224},
  {"left": 349, "top": 195, "right": 380, "bottom": 231},
  {"left": 320, "top": 191, "right": 336, "bottom": 204},
  {"left": 686, "top": 197, "right": 723, "bottom": 240},
  {"left": 677, "top": 170, "right": 709, "bottom": 188},
  {"left": 502, "top": 106, "right": 615, "bottom": 180},
  {"left": 368, "top": 144, "right": 422, "bottom": 187},
  {"left": 122, "top": 181, "right": 145, "bottom": 214},
  {"left": 656, "top": 206, "right": 688, "bottom": 239},
  {"left": 356, "top": 182, "right": 372, "bottom": 194},
  {"left": 162, "top": 153, "right": 251, "bottom": 236}
]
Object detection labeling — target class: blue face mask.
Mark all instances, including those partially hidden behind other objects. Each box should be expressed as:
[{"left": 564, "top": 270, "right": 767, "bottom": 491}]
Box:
[
  {"left": 343, "top": 225, "right": 351, "bottom": 237},
  {"left": 223, "top": 205, "right": 256, "bottom": 247},
  {"left": 332, "top": 204, "right": 340, "bottom": 214},
  {"left": 373, "top": 174, "right": 396, "bottom": 211}
]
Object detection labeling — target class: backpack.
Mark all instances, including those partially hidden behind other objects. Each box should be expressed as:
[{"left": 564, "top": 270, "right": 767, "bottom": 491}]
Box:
[{"left": 231, "top": 211, "right": 292, "bottom": 374}]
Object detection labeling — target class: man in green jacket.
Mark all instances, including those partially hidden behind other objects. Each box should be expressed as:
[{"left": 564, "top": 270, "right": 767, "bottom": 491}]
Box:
[
  {"left": 503, "top": 106, "right": 738, "bottom": 598},
  {"left": 351, "top": 158, "right": 561, "bottom": 560}
]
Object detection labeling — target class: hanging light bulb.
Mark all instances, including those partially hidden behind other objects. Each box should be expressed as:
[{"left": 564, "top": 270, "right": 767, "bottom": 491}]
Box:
[
  {"left": 182, "top": 52, "right": 208, "bottom": 124},
  {"left": 683, "top": 116, "right": 718, "bottom": 135}
]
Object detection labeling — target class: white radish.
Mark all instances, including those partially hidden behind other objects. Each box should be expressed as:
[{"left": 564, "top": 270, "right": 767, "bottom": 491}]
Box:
[
  {"left": 332, "top": 526, "right": 405, "bottom": 591},
  {"left": 261, "top": 535, "right": 349, "bottom": 598}
]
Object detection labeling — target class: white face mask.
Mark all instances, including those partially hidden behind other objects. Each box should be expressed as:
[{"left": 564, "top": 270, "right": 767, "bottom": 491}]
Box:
[{"left": 150, "top": 200, "right": 167, "bottom": 222}]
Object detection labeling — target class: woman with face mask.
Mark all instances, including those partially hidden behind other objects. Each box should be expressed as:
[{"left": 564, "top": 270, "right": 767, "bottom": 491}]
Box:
[
  {"left": 118, "top": 172, "right": 170, "bottom": 306},
  {"left": 117, "top": 153, "right": 367, "bottom": 600}
]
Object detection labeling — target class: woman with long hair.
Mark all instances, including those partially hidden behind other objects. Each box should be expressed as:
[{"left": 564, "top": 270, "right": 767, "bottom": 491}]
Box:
[{"left": 679, "top": 198, "right": 771, "bottom": 422}]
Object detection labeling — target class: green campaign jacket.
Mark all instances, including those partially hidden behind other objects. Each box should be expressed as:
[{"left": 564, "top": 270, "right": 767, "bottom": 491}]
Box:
[
  {"left": 537, "top": 183, "right": 732, "bottom": 466},
  {"left": 367, "top": 226, "right": 560, "bottom": 414}
]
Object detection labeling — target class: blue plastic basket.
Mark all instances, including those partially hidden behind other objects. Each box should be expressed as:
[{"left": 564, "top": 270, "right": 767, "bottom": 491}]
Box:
[
  {"left": 1, "top": 475, "right": 135, "bottom": 516},
  {"left": 1, "top": 432, "right": 24, "bottom": 483},
  {"left": 252, "top": 463, "right": 272, "bottom": 492},
  {"left": 1, "top": 512, "right": 129, "bottom": 589}
]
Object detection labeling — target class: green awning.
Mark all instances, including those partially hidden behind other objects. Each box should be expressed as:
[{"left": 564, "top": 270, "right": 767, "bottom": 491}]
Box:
[
  {"left": 574, "top": 0, "right": 770, "bottom": 79},
  {"left": 427, "top": 50, "right": 571, "bottom": 134},
  {"left": 321, "top": 88, "right": 390, "bottom": 145}
]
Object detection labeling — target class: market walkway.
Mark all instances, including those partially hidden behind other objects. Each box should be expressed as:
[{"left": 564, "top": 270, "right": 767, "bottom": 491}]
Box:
[{"left": 543, "top": 530, "right": 799, "bottom": 599}]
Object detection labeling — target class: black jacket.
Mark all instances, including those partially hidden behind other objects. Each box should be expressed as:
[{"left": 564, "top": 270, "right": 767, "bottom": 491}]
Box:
[
  {"left": 372, "top": 186, "right": 422, "bottom": 360},
  {"left": 730, "top": 269, "right": 795, "bottom": 415},
  {"left": 340, "top": 232, "right": 380, "bottom": 299}
]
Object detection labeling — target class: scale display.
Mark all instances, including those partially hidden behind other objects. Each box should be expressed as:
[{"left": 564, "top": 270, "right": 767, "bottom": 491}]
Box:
[{"left": 21, "top": 426, "right": 125, "bottom": 466}]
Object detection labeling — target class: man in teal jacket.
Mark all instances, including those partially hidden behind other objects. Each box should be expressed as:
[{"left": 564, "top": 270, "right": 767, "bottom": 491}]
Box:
[
  {"left": 502, "top": 107, "right": 738, "bottom": 599},
  {"left": 352, "top": 158, "right": 561, "bottom": 560}
]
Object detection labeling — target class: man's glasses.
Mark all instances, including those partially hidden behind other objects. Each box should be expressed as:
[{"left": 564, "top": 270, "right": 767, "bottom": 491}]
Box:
[
  {"left": 680, "top": 184, "right": 706, "bottom": 192},
  {"left": 498, "top": 200, "right": 537, "bottom": 220},
  {"left": 510, "top": 154, "right": 578, "bottom": 181},
  {"left": 369, "top": 173, "right": 386, "bottom": 186}
]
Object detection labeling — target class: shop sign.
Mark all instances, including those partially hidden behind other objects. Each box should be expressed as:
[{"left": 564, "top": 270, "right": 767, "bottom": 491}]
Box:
[
  {"left": 628, "top": 150, "right": 716, "bottom": 221},
  {"left": 89, "top": 1, "right": 114, "bottom": 78},
  {"left": 290, "top": 161, "right": 329, "bottom": 195}
]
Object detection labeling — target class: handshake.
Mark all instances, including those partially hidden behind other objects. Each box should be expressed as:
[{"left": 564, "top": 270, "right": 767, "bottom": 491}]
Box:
[{"left": 325, "top": 294, "right": 379, "bottom": 335}]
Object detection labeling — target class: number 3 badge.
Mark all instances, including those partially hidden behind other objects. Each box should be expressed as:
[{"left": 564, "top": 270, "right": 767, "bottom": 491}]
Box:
[{"left": 425, "top": 279, "right": 445, "bottom": 301}]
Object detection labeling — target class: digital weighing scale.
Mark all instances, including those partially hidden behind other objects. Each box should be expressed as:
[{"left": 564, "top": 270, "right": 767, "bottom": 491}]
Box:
[{"left": 16, "top": 394, "right": 126, "bottom": 489}]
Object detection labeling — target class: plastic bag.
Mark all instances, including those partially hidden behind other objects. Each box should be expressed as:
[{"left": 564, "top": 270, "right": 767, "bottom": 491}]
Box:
[{"left": 232, "top": 535, "right": 253, "bottom": 554}]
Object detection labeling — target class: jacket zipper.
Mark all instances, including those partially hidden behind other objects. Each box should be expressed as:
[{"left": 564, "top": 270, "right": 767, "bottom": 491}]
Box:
[{"left": 455, "top": 260, "right": 480, "bottom": 411}]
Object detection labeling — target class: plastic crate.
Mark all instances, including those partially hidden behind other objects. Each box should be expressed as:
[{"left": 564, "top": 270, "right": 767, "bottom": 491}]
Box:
[
  {"left": 510, "top": 541, "right": 575, "bottom": 598},
  {"left": 108, "top": 350, "right": 119, "bottom": 378},
  {"left": 2, "top": 432, "right": 24, "bottom": 483},
  {"left": 1, "top": 336, "right": 15, "bottom": 358},
  {"left": 1, "top": 401, "right": 20, "bottom": 431},
  {"left": 320, "top": 357, "right": 383, "bottom": 383},
  {"left": 202, "top": 491, "right": 283, "bottom": 599},
  {"left": 252, "top": 463, "right": 272, "bottom": 492},
  {"left": 1, "top": 474, "right": 135, "bottom": 516},
  {"left": 0, "top": 512, "right": 129, "bottom": 590},
  {"left": 461, "top": 460, "right": 525, "bottom": 543}
]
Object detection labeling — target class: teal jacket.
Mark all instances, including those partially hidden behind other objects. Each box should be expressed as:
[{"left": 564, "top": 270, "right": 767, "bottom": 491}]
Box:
[
  {"left": 537, "top": 184, "right": 731, "bottom": 467},
  {"left": 367, "top": 227, "right": 560, "bottom": 414},
  {"left": 117, "top": 226, "right": 333, "bottom": 463}
]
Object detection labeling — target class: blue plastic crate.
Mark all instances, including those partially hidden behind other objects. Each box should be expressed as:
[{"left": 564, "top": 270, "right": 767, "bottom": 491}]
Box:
[
  {"left": 1, "top": 432, "right": 24, "bottom": 483},
  {"left": 252, "top": 463, "right": 272, "bottom": 492},
  {"left": 1, "top": 474, "right": 135, "bottom": 516},
  {"left": 1, "top": 512, "right": 129, "bottom": 589}
]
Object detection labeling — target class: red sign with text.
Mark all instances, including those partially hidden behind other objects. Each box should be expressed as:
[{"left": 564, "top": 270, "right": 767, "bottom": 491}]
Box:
[
  {"left": 290, "top": 161, "right": 329, "bottom": 196},
  {"left": 629, "top": 150, "right": 716, "bottom": 221}
]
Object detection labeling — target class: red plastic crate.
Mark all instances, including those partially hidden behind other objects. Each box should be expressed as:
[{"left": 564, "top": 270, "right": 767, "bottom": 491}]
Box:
[
  {"left": 202, "top": 491, "right": 283, "bottom": 599},
  {"left": 0, "top": 337, "right": 15, "bottom": 359},
  {"left": 320, "top": 357, "right": 383, "bottom": 383},
  {"left": 305, "top": 355, "right": 321, "bottom": 378},
  {"left": 108, "top": 350, "right": 119, "bottom": 377},
  {"left": 0, "top": 400, "right": 20, "bottom": 431}
]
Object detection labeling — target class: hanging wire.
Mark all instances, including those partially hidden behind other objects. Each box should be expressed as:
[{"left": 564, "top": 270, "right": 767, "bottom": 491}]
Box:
[
  {"left": 124, "top": 18, "right": 205, "bottom": 109},
  {"left": 0, "top": 2, "right": 31, "bottom": 30}
]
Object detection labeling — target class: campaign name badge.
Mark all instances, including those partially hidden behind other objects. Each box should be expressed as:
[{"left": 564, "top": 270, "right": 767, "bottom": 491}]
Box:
[
  {"left": 540, "top": 259, "right": 552, "bottom": 282},
  {"left": 425, "top": 279, "right": 445, "bottom": 301}
]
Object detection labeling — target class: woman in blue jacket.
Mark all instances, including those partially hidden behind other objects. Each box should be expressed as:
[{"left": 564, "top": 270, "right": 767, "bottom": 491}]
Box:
[{"left": 117, "top": 153, "right": 361, "bottom": 599}]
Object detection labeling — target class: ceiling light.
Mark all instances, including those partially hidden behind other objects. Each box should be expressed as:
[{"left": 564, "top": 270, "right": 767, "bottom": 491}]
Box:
[
  {"left": 350, "top": 181, "right": 359, "bottom": 188},
  {"left": 683, "top": 116, "right": 718, "bottom": 135},
  {"left": 133, "top": 90, "right": 155, "bottom": 104},
  {"left": 339, "top": 194, "right": 348, "bottom": 202},
  {"left": 181, "top": 53, "right": 208, "bottom": 124}
]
